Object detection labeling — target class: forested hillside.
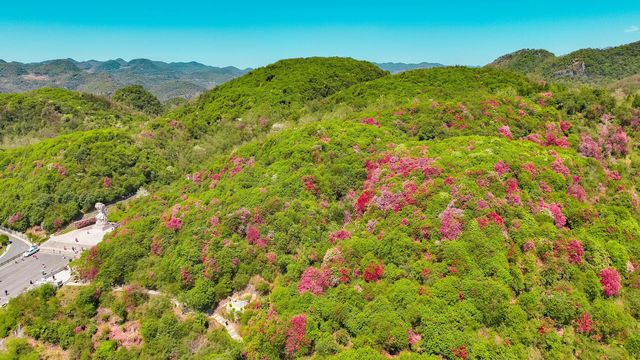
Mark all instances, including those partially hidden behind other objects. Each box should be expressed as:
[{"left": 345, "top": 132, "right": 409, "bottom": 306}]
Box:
[
  {"left": 145, "top": 57, "right": 388, "bottom": 170},
  {"left": 489, "top": 41, "right": 640, "bottom": 86},
  {"left": 0, "top": 129, "right": 170, "bottom": 232},
  {"left": 1, "top": 58, "right": 640, "bottom": 359},
  {"left": 0, "top": 88, "right": 144, "bottom": 147}
]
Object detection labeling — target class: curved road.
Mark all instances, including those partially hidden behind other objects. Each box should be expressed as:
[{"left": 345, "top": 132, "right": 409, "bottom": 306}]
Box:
[
  {"left": 0, "top": 230, "right": 30, "bottom": 265},
  {"left": 0, "top": 229, "right": 71, "bottom": 306}
]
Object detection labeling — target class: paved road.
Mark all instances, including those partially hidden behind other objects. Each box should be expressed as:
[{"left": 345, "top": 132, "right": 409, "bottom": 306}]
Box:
[
  {"left": 0, "top": 252, "right": 71, "bottom": 305},
  {"left": 0, "top": 231, "right": 30, "bottom": 265}
]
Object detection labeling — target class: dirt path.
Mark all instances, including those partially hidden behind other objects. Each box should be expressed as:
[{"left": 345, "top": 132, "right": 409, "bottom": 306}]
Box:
[{"left": 112, "top": 287, "right": 244, "bottom": 341}]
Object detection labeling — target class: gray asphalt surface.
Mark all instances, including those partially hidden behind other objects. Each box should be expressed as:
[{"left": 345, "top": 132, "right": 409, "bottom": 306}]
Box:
[
  {"left": 0, "top": 232, "right": 30, "bottom": 265},
  {"left": 0, "top": 252, "right": 71, "bottom": 305}
]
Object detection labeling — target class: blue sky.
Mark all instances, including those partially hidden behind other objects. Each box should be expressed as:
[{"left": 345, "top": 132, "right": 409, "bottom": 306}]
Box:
[{"left": 1, "top": 1, "right": 639, "bottom": 68}]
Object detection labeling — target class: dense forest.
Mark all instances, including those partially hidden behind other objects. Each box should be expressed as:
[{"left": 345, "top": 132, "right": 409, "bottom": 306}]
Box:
[
  {"left": 0, "top": 52, "right": 640, "bottom": 359},
  {"left": 489, "top": 41, "right": 640, "bottom": 87},
  {"left": 0, "top": 88, "right": 145, "bottom": 147}
]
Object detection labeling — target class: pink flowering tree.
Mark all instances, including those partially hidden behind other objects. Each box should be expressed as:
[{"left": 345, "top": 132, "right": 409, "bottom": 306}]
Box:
[
  {"left": 298, "top": 267, "right": 331, "bottom": 295},
  {"left": 363, "top": 262, "right": 384, "bottom": 282},
  {"left": 575, "top": 312, "right": 592, "bottom": 334},
  {"left": 498, "top": 125, "right": 513, "bottom": 140},
  {"left": 103, "top": 176, "right": 113, "bottom": 188},
  {"left": 494, "top": 160, "right": 511, "bottom": 176},
  {"left": 566, "top": 240, "right": 584, "bottom": 264},
  {"left": 599, "top": 267, "right": 621, "bottom": 297},
  {"left": 439, "top": 201, "right": 464, "bottom": 240},
  {"left": 285, "top": 314, "right": 308, "bottom": 356},
  {"left": 166, "top": 216, "right": 183, "bottom": 231}
]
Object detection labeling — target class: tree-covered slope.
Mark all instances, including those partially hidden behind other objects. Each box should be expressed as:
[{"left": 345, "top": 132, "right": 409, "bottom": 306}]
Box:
[
  {"left": 489, "top": 41, "right": 640, "bottom": 85},
  {"left": 314, "top": 66, "right": 536, "bottom": 114},
  {"left": 112, "top": 85, "right": 164, "bottom": 116},
  {"left": 488, "top": 49, "right": 555, "bottom": 75},
  {"left": 0, "top": 88, "right": 144, "bottom": 147},
  {"left": 73, "top": 111, "right": 640, "bottom": 358},
  {"left": 0, "top": 129, "right": 170, "bottom": 232},
  {"left": 167, "top": 57, "right": 388, "bottom": 137},
  {"left": 142, "top": 57, "right": 389, "bottom": 171},
  {"left": 0, "top": 57, "right": 386, "bottom": 235},
  {"left": 1, "top": 63, "right": 640, "bottom": 359}
]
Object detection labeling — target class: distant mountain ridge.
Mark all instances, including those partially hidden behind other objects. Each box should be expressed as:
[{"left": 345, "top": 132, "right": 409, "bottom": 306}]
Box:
[
  {"left": 375, "top": 61, "right": 444, "bottom": 73},
  {"left": 0, "top": 58, "right": 250, "bottom": 101},
  {"left": 488, "top": 41, "right": 640, "bottom": 86}
]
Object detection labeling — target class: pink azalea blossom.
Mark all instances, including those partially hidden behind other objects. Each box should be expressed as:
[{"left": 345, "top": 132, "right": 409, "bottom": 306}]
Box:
[
  {"left": 551, "top": 157, "right": 570, "bottom": 177},
  {"left": 575, "top": 312, "right": 592, "bottom": 334},
  {"left": 408, "top": 329, "right": 422, "bottom": 346},
  {"left": 567, "top": 240, "right": 584, "bottom": 264},
  {"left": 494, "top": 160, "right": 511, "bottom": 176},
  {"left": 599, "top": 267, "right": 621, "bottom": 297},
  {"left": 439, "top": 201, "right": 464, "bottom": 240},
  {"left": 523, "top": 240, "right": 535, "bottom": 252},
  {"left": 328, "top": 229, "right": 351, "bottom": 244},
  {"left": 166, "top": 217, "right": 183, "bottom": 231},
  {"left": 498, "top": 125, "right": 513, "bottom": 140},
  {"left": 361, "top": 117, "right": 381, "bottom": 127},
  {"left": 363, "top": 262, "right": 384, "bottom": 282},
  {"left": 103, "top": 176, "right": 113, "bottom": 188},
  {"left": 298, "top": 267, "right": 331, "bottom": 295},
  {"left": 285, "top": 314, "right": 308, "bottom": 355}
]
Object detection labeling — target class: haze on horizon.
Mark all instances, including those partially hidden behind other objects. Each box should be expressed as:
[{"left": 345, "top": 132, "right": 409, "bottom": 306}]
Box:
[{"left": 1, "top": 0, "right": 639, "bottom": 68}]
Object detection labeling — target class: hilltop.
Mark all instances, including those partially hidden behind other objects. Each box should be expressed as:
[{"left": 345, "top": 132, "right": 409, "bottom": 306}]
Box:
[
  {"left": 0, "top": 88, "right": 148, "bottom": 147},
  {"left": 0, "top": 58, "right": 249, "bottom": 101},
  {"left": 489, "top": 41, "right": 640, "bottom": 86},
  {"left": 158, "top": 57, "right": 388, "bottom": 161}
]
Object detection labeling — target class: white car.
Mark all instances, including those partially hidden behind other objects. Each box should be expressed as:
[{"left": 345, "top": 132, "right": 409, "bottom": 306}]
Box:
[{"left": 23, "top": 245, "right": 39, "bottom": 257}]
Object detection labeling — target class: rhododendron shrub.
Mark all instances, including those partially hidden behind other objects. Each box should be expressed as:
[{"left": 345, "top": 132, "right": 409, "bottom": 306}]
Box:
[
  {"left": 408, "top": 329, "right": 422, "bottom": 346},
  {"left": 538, "top": 201, "right": 566, "bottom": 228},
  {"left": 551, "top": 156, "right": 570, "bottom": 177},
  {"left": 361, "top": 117, "right": 381, "bottom": 127},
  {"left": 544, "top": 123, "right": 569, "bottom": 148},
  {"left": 599, "top": 267, "right": 621, "bottom": 297},
  {"left": 285, "top": 314, "right": 308, "bottom": 355},
  {"left": 568, "top": 179, "right": 587, "bottom": 202},
  {"left": 103, "top": 176, "right": 113, "bottom": 188},
  {"left": 166, "top": 216, "right": 183, "bottom": 231},
  {"left": 7, "top": 212, "right": 23, "bottom": 225},
  {"left": 580, "top": 123, "right": 629, "bottom": 159},
  {"left": 439, "top": 202, "right": 464, "bottom": 240},
  {"left": 328, "top": 229, "right": 351, "bottom": 243},
  {"left": 579, "top": 134, "right": 601, "bottom": 159},
  {"left": 354, "top": 153, "right": 441, "bottom": 215},
  {"left": 363, "top": 262, "right": 384, "bottom": 282},
  {"left": 498, "top": 125, "right": 513, "bottom": 140},
  {"left": 298, "top": 267, "right": 331, "bottom": 295},
  {"left": 566, "top": 240, "right": 584, "bottom": 264},
  {"left": 575, "top": 312, "right": 592, "bottom": 334},
  {"left": 494, "top": 160, "right": 510, "bottom": 176},
  {"left": 452, "top": 345, "right": 468, "bottom": 360}
]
